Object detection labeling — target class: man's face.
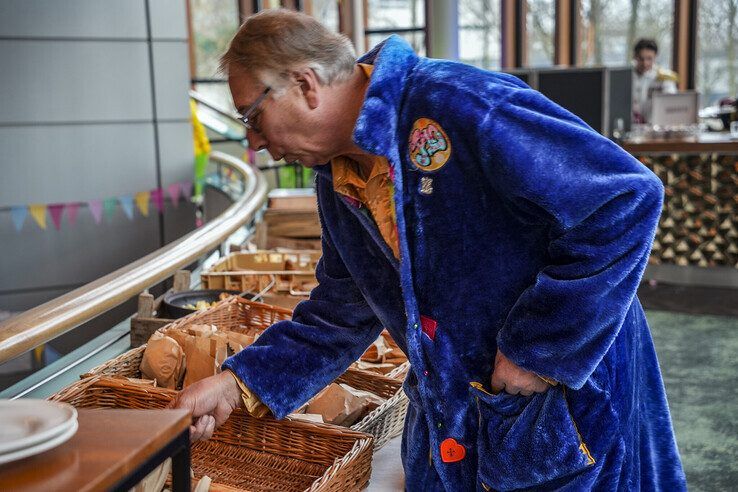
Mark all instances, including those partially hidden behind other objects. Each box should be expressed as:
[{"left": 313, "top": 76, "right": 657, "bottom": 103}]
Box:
[
  {"left": 228, "top": 70, "right": 331, "bottom": 167},
  {"left": 634, "top": 49, "right": 656, "bottom": 75}
]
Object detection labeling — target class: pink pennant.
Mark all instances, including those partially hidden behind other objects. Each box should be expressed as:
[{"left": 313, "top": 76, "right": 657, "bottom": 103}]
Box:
[
  {"left": 88, "top": 200, "right": 103, "bottom": 224},
  {"left": 66, "top": 203, "right": 80, "bottom": 226},
  {"left": 180, "top": 181, "right": 193, "bottom": 201},
  {"left": 167, "top": 183, "right": 181, "bottom": 208},
  {"left": 247, "top": 148, "right": 257, "bottom": 165},
  {"left": 151, "top": 188, "right": 165, "bottom": 213},
  {"left": 48, "top": 204, "right": 65, "bottom": 231}
]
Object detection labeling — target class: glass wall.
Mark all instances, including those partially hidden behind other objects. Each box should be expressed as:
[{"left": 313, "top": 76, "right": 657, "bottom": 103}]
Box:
[
  {"left": 365, "top": 0, "right": 426, "bottom": 55},
  {"left": 526, "top": 0, "right": 555, "bottom": 67},
  {"left": 458, "top": 0, "right": 502, "bottom": 69},
  {"left": 308, "top": 0, "right": 340, "bottom": 32},
  {"left": 697, "top": 0, "right": 738, "bottom": 107},
  {"left": 578, "top": 0, "right": 673, "bottom": 69},
  {"left": 190, "top": 0, "right": 240, "bottom": 109}
]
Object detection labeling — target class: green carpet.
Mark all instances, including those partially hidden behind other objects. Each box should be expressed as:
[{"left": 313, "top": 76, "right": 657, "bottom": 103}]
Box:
[{"left": 647, "top": 309, "right": 738, "bottom": 491}]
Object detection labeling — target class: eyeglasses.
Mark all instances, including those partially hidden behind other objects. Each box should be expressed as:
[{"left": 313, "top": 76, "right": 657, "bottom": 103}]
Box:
[{"left": 237, "top": 87, "right": 271, "bottom": 133}]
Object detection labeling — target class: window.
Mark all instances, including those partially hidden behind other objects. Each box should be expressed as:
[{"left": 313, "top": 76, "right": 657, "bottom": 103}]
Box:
[
  {"left": 697, "top": 0, "right": 738, "bottom": 107},
  {"left": 458, "top": 0, "right": 502, "bottom": 70},
  {"left": 307, "top": 0, "right": 340, "bottom": 32},
  {"left": 365, "top": 0, "right": 426, "bottom": 55},
  {"left": 526, "top": 0, "right": 555, "bottom": 67},
  {"left": 189, "top": 0, "right": 240, "bottom": 110},
  {"left": 578, "top": 0, "right": 673, "bottom": 68}
]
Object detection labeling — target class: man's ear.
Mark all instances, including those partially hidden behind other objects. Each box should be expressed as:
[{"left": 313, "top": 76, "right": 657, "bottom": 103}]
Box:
[{"left": 292, "top": 68, "right": 320, "bottom": 110}]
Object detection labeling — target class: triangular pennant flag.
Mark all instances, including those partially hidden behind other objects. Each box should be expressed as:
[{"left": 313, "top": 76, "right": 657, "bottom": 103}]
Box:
[
  {"left": 151, "top": 188, "right": 164, "bottom": 213},
  {"left": 118, "top": 196, "right": 134, "bottom": 220},
  {"left": 10, "top": 206, "right": 27, "bottom": 231},
  {"left": 48, "top": 204, "right": 65, "bottom": 231},
  {"left": 29, "top": 204, "right": 47, "bottom": 229},
  {"left": 135, "top": 191, "right": 150, "bottom": 217},
  {"left": 88, "top": 200, "right": 103, "bottom": 224},
  {"left": 167, "top": 183, "right": 181, "bottom": 208},
  {"left": 103, "top": 198, "right": 117, "bottom": 221},
  {"left": 66, "top": 203, "right": 80, "bottom": 226},
  {"left": 180, "top": 181, "right": 192, "bottom": 201}
]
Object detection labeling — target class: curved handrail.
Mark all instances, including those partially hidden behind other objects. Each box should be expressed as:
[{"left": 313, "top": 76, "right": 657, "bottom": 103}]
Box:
[
  {"left": 189, "top": 90, "right": 243, "bottom": 126},
  {"left": 0, "top": 151, "right": 268, "bottom": 364}
]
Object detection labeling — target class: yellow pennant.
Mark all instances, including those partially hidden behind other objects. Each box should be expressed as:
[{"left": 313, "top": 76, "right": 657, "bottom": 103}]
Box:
[
  {"left": 29, "top": 204, "right": 47, "bottom": 229},
  {"left": 135, "top": 191, "right": 150, "bottom": 217}
]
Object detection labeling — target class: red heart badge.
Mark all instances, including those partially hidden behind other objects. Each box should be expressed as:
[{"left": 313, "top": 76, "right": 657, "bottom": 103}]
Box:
[
  {"left": 420, "top": 315, "right": 437, "bottom": 341},
  {"left": 440, "top": 438, "right": 466, "bottom": 463}
]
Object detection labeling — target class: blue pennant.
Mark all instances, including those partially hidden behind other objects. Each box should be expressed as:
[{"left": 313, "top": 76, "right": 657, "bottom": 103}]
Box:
[
  {"left": 10, "top": 206, "right": 28, "bottom": 231},
  {"left": 118, "top": 196, "right": 134, "bottom": 220}
]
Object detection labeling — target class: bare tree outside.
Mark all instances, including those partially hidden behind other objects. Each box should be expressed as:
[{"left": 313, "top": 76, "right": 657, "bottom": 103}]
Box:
[
  {"left": 190, "top": 0, "right": 240, "bottom": 109},
  {"left": 698, "top": 0, "right": 738, "bottom": 106},
  {"left": 366, "top": 0, "right": 426, "bottom": 54},
  {"left": 191, "top": 0, "right": 240, "bottom": 78},
  {"left": 579, "top": 0, "right": 672, "bottom": 68},
  {"left": 527, "top": 0, "right": 555, "bottom": 66},
  {"left": 309, "top": 0, "right": 340, "bottom": 32},
  {"left": 459, "top": 0, "right": 501, "bottom": 69}
]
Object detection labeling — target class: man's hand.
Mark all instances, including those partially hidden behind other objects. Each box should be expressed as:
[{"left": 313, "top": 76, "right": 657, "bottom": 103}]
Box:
[
  {"left": 490, "top": 349, "right": 551, "bottom": 396},
  {"left": 171, "top": 370, "right": 243, "bottom": 441}
]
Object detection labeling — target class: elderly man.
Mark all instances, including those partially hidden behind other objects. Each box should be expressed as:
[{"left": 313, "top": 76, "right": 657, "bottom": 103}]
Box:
[{"left": 176, "top": 10, "right": 686, "bottom": 491}]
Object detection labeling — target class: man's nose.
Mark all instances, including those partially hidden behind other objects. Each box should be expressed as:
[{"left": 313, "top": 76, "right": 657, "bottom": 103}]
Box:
[{"left": 246, "top": 129, "right": 268, "bottom": 151}]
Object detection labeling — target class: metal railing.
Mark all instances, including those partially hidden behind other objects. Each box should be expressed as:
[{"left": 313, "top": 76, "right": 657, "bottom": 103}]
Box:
[{"left": 0, "top": 151, "right": 267, "bottom": 364}]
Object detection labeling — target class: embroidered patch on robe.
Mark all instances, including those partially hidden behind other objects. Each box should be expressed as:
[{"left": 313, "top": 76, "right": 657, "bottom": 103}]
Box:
[{"left": 409, "top": 118, "right": 451, "bottom": 171}]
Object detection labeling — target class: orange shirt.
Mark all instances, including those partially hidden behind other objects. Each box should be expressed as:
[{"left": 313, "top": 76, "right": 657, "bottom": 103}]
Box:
[{"left": 331, "top": 64, "right": 400, "bottom": 259}]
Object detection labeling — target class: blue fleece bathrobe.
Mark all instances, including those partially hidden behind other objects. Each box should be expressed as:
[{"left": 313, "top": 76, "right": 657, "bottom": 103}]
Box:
[{"left": 223, "top": 36, "right": 687, "bottom": 491}]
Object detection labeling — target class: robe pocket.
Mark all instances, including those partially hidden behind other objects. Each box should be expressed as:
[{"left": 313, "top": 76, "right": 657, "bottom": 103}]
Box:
[{"left": 470, "top": 382, "right": 595, "bottom": 492}]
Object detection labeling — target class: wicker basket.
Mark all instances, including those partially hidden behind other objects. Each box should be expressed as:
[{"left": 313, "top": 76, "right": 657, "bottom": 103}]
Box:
[
  {"left": 87, "top": 296, "right": 409, "bottom": 449},
  {"left": 50, "top": 376, "right": 373, "bottom": 492},
  {"left": 200, "top": 251, "right": 320, "bottom": 297},
  {"left": 86, "top": 345, "right": 409, "bottom": 451},
  {"left": 161, "top": 295, "right": 294, "bottom": 333}
]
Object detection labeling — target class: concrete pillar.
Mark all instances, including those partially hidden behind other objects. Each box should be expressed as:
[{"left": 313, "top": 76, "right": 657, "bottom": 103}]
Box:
[{"left": 428, "top": 0, "right": 458, "bottom": 60}]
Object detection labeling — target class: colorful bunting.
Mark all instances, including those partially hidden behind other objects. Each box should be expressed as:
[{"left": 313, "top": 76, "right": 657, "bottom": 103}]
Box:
[
  {"left": 29, "top": 204, "right": 47, "bottom": 229},
  {"left": 151, "top": 188, "right": 165, "bottom": 213},
  {"left": 48, "top": 204, "right": 65, "bottom": 230},
  {"left": 167, "top": 183, "right": 181, "bottom": 208},
  {"left": 119, "top": 196, "right": 134, "bottom": 220},
  {"left": 66, "top": 203, "right": 80, "bottom": 226},
  {"left": 103, "top": 198, "right": 117, "bottom": 221},
  {"left": 88, "top": 200, "right": 103, "bottom": 224},
  {"left": 10, "top": 206, "right": 27, "bottom": 231},
  {"left": 180, "top": 180, "right": 193, "bottom": 201},
  {"left": 6, "top": 180, "right": 197, "bottom": 232},
  {"left": 135, "top": 191, "right": 150, "bottom": 217},
  {"left": 246, "top": 148, "right": 257, "bottom": 165}
]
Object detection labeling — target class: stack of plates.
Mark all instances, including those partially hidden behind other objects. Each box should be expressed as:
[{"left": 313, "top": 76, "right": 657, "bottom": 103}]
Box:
[{"left": 0, "top": 400, "right": 78, "bottom": 465}]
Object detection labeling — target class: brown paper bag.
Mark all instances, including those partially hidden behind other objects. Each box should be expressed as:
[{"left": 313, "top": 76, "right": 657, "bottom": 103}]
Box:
[{"left": 139, "top": 332, "right": 185, "bottom": 389}]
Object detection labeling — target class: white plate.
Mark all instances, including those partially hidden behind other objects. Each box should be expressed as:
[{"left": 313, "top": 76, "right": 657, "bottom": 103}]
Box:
[
  {"left": 0, "top": 418, "right": 78, "bottom": 466},
  {"left": 0, "top": 400, "right": 77, "bottom": 455}
]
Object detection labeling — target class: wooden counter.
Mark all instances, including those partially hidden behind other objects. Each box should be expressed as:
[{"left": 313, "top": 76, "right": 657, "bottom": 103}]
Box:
[
  {"left": 621, "top": 133, "right": 738, "bottom": 271},
  {"left": 622, "top": 133, "right": 738, "bottom": 154},
  {"left": 0, "top": 408, "right": 191, "bottom": 492}
]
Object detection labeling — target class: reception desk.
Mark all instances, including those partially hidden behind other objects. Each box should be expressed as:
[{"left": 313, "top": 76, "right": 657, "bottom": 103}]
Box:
[{"left": 622, "top": 134, "right": 737, "bottom": 284}]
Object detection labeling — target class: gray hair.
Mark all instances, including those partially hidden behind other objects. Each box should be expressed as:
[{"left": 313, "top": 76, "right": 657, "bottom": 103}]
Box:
[{"left": 220, "top": 9, "right": 356, "bottom": 92}]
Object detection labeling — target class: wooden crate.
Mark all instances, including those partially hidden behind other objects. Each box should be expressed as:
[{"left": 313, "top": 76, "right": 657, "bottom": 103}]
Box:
[{"left": 201, "top": 251, "right": 320, "bottom": 297}]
